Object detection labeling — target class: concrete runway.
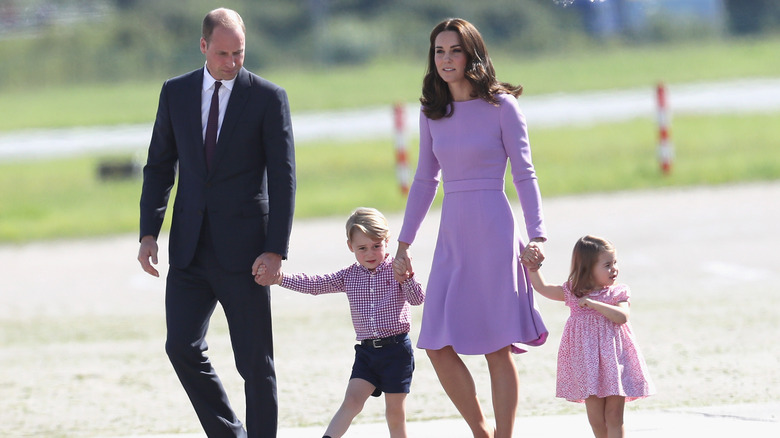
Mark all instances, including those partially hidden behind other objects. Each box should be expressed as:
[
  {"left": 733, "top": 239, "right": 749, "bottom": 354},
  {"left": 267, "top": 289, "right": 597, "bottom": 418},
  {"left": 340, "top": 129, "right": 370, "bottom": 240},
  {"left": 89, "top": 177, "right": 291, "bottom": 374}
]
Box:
[{"left": 2, "top": 181, "right": 778, "bottom": 437}]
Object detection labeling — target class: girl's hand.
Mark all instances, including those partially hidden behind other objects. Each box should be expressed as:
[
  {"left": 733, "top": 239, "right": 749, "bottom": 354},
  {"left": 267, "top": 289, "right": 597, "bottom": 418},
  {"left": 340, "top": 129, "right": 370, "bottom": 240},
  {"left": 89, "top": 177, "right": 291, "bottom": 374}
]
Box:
[
  {"left": 521, "top": 240, "right": 545, "bottom": 272},
  {"left": 577, "top": 297, "right": 630, "bottom": 324},
  {"left": 521, "top": 254, "right": 542, "bottom": 271}
]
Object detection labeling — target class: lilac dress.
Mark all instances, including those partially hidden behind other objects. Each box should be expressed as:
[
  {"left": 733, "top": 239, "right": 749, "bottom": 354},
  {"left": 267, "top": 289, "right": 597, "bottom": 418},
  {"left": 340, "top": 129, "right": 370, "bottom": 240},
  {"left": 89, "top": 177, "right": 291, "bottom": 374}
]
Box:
[{"left": 398, "top": 94, "right": 548, "bottom": 355}]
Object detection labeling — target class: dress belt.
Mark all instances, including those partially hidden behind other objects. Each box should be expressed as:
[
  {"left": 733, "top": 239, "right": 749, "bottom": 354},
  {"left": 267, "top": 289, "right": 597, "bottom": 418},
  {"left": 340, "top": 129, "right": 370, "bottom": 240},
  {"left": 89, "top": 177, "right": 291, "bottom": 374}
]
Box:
[
  {"left": 360, "top": 333, "right": 408, "bottom": 348},
  {"left": 443, "top": 178, "right": 504, "bottom": 194}
]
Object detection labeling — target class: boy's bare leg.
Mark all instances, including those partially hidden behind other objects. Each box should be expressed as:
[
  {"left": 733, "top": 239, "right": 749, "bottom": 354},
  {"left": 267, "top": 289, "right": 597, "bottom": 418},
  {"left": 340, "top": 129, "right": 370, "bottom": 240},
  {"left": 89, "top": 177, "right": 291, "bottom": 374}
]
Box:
[
  {"left": 323, "top": 378, "right": 375, "bottom": 438},
  {"left": 384, "top": 392, "right": 408, "bottom": 438}
]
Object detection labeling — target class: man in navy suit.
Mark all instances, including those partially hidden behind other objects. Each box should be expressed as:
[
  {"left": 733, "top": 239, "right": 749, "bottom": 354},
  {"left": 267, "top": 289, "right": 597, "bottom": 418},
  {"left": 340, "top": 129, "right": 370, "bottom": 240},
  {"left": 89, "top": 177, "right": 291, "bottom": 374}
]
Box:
[{"left": 137, "top": 8, "right": 295, "bottom": 437}]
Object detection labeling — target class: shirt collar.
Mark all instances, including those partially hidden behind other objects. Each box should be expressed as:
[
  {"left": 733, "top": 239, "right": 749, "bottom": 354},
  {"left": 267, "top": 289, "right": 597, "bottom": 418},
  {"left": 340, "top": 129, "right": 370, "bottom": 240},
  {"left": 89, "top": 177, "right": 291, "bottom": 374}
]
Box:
[
  {"left": 357, "top": 253, "right": 391, "bottom": 274},
  {"left": 203, "top": 64, "right": 237, "bottom": 92}
]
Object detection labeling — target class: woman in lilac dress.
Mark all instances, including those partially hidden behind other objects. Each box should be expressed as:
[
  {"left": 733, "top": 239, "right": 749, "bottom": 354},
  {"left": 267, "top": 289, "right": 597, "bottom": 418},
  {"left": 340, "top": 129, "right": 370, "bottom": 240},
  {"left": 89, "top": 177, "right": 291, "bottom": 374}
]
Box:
[{"left": 393, "top": 18, "right": 548, "bottom": 438}]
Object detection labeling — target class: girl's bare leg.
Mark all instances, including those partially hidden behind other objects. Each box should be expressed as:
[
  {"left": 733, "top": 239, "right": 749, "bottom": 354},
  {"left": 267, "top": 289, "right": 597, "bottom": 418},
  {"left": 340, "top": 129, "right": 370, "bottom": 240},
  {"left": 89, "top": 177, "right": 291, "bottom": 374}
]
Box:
[
  {"left": 604, "top": 395, "right": 625, "bottom": 438},
  {"left": 584, "top": 396, "right": 608, "bottom": 438}
]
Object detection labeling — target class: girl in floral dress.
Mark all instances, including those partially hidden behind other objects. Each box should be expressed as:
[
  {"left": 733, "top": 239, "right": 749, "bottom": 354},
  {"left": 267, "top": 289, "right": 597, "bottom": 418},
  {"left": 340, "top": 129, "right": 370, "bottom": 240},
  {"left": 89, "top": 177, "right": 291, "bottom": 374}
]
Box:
[{"left": 522, "top": 235, "right": 655, "bottom": 438}]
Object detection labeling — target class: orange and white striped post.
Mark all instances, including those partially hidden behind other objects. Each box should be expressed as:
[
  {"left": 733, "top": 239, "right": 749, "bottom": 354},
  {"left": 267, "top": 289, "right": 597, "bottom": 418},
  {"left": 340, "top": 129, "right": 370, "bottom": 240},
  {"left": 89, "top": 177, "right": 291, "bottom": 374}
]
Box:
[
  {"left": 394, "top": 103, "right": 410, "bottom": 195},
  {"left": 656, "top": 82, "right": 673, "bottom": 175}
]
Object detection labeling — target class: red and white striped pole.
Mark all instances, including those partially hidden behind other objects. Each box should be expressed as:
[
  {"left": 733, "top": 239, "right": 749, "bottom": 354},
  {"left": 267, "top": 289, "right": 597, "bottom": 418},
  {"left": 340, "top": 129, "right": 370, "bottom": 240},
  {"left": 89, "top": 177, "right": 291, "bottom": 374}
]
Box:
[
  {"left": 394, "top": 103, "right": 410, "bottom": 195},
  {"left": 656, "top": 82, "right": 673, "bottom": 175}
]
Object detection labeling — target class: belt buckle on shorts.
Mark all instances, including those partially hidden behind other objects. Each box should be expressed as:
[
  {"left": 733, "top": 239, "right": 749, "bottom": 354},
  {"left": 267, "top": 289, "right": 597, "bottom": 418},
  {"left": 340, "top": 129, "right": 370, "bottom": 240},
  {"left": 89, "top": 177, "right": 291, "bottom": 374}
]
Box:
[{"left": 372, "top": 339, "right": 383, "bottom": 348}]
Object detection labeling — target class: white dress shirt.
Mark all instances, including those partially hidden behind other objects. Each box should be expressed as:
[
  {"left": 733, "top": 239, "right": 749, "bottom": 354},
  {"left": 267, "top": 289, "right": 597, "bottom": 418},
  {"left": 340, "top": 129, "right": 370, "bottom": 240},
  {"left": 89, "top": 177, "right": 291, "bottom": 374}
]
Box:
[{"left": 201, "top": 64, "right": 236, "bottom": 143}]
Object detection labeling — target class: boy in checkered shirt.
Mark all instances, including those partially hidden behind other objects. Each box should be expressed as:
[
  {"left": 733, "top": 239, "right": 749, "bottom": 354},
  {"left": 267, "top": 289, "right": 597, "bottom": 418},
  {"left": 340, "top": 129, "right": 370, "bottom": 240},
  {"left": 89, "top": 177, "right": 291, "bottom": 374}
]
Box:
[{"left": 262, "top": 207, "right": 424, "bottom": 438}]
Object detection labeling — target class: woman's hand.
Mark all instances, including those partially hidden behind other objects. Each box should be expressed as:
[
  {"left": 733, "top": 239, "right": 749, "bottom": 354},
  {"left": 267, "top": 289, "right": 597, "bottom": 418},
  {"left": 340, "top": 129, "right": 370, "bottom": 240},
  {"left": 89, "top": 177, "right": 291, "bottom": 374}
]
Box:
[
  {"left": 521, "top": 239, "right": 545, "bottom": 272},
  {"left": 394, "top": 241, "right": 412, "bottom": 282}
]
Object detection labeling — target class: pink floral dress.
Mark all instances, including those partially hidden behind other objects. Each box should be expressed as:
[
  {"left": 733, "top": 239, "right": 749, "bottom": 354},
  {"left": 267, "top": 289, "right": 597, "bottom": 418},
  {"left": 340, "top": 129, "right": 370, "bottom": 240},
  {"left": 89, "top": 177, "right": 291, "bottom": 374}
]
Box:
[{"left": 556, "top": 282, "right": 655, "bottom": 403}]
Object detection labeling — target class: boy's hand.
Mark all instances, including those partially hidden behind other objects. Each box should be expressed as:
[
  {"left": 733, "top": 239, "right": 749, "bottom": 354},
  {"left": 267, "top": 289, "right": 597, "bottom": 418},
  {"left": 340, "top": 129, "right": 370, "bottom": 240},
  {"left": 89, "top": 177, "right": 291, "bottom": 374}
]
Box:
[
  {"left": 253, "top": 253, "right": 283, "bottom": 286},
  {"left": 255, "top": 263, "right": 282, "bottom": 286},
  {"left": 393, "top": 256, "right": 413, "bottom": 283},
  {"left": 404, "top": 257, "right": 415, "bottom": 279}
]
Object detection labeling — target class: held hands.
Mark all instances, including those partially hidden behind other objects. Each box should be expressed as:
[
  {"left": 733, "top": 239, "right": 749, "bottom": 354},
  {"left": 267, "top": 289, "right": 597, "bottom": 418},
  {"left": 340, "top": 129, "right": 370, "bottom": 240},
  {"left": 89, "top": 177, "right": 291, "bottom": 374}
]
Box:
[
  {"left": 255, "top": 263, "right": 282, "bottom": 285},
  {"left": 393, "top": 256, "right": 414, "bottom": 284},
  {"left": 253, "top": 252, "right": 283, "bottom": 286},
  {"left": 520, "top": 240, "right": 545, "bottom": 272},
  {"left": 393, "top": 242, "right": 413, "bottom": 283}
]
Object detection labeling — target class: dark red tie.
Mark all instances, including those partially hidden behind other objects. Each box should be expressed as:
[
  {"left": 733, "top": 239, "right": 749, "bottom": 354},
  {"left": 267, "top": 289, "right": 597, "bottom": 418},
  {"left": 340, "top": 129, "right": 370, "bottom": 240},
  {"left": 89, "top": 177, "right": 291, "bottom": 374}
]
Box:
[{"left": 204, "top": 81, "right": 222, "bottom": 169}]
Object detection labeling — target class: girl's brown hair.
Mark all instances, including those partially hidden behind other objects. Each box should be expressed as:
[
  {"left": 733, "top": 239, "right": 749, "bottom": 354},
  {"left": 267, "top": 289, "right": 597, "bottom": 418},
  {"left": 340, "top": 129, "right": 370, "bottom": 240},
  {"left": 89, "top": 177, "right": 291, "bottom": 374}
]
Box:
[
  {"left": 567, "top": 235, "right": 615, "bottom": 297},
  {"left": 421, "top": 18, "right": 523, "bottom": 120}
]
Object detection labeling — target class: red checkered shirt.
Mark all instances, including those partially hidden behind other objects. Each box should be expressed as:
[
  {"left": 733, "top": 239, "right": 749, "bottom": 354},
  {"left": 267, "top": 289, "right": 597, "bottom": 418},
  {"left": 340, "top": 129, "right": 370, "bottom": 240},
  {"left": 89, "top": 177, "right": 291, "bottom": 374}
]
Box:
[{"left": 280, "top": 255, "right": 425, "bottom": 341}]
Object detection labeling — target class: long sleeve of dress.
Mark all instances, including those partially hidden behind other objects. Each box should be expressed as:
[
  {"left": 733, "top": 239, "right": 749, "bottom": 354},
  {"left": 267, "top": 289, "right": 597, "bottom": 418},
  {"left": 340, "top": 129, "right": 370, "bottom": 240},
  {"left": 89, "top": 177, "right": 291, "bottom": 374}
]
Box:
[
  {"left": 500, "top": 96, "right": 547, "bottom": 241},
  {"left": 398, "top": 110, "right": 440, "bottom": 245}
]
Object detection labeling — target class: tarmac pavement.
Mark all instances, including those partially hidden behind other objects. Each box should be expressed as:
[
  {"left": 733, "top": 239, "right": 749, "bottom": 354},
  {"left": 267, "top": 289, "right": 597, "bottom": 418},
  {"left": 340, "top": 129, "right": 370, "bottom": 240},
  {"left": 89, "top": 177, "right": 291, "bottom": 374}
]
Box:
[
  {"left": 116, "top": 403, "right": 780, "bottom": 437},
  {"left": 3, "top": 182, "right": 778, "bottom": 437},
  {"left": 109, "top": 181, "right": 780, "bottom": 437}
]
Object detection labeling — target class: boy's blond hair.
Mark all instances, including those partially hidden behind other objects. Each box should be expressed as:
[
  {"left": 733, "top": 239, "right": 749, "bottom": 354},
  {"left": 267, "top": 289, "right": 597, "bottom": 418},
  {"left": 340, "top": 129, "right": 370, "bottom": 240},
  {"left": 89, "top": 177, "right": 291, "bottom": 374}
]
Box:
[{"left": 346, "top": 207, "right": 391, "bottom": 242}]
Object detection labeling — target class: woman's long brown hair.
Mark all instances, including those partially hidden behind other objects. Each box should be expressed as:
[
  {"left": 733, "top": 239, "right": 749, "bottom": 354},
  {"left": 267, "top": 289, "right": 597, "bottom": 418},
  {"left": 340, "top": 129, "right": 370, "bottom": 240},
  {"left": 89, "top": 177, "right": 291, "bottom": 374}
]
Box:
[{"left": 421, "top": 18, "right": 523, "bottom": 120}]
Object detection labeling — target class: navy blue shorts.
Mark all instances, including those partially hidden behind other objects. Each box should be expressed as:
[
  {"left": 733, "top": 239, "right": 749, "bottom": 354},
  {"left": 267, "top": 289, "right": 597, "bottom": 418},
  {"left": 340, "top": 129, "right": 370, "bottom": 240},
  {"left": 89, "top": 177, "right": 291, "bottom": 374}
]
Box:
[{"left": 350, "top": 333, "right": 414, "bottom": 396}]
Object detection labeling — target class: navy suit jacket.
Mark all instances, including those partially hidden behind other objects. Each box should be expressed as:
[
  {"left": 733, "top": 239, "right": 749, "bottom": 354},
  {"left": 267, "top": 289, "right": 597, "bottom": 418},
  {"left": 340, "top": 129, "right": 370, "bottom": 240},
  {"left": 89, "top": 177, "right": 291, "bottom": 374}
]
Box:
[{"left": 140, "top": 67, "right": 295, "bottom": 272}]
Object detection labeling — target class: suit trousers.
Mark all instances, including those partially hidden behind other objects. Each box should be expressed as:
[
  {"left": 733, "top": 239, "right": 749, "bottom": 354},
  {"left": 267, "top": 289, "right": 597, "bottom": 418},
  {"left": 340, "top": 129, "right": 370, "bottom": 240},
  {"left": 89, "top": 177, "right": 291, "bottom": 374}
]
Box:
[{"left": 165, "top": 218, "right": 277, "bottom": 438}]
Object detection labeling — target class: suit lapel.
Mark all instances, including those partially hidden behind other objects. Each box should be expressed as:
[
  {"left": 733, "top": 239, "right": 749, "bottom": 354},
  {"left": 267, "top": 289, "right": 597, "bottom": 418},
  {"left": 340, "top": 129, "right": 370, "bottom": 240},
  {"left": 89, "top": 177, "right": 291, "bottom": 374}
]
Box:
[{"left": 210, "top": 68, "right": 250, "bottom": 174}]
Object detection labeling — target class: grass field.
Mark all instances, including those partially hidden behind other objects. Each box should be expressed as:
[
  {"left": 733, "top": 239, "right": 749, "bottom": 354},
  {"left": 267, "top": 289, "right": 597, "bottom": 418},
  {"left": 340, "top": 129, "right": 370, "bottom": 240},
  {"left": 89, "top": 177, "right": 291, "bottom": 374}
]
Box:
[
  {"left": 1, "top": 111, "right": 779, "bottom": 243},
  {"left": 2, "top": 36, "right": 780, "bottom": 131},
  {"left": 1, "top": 37, "right": 779, "bottom": 243}
]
